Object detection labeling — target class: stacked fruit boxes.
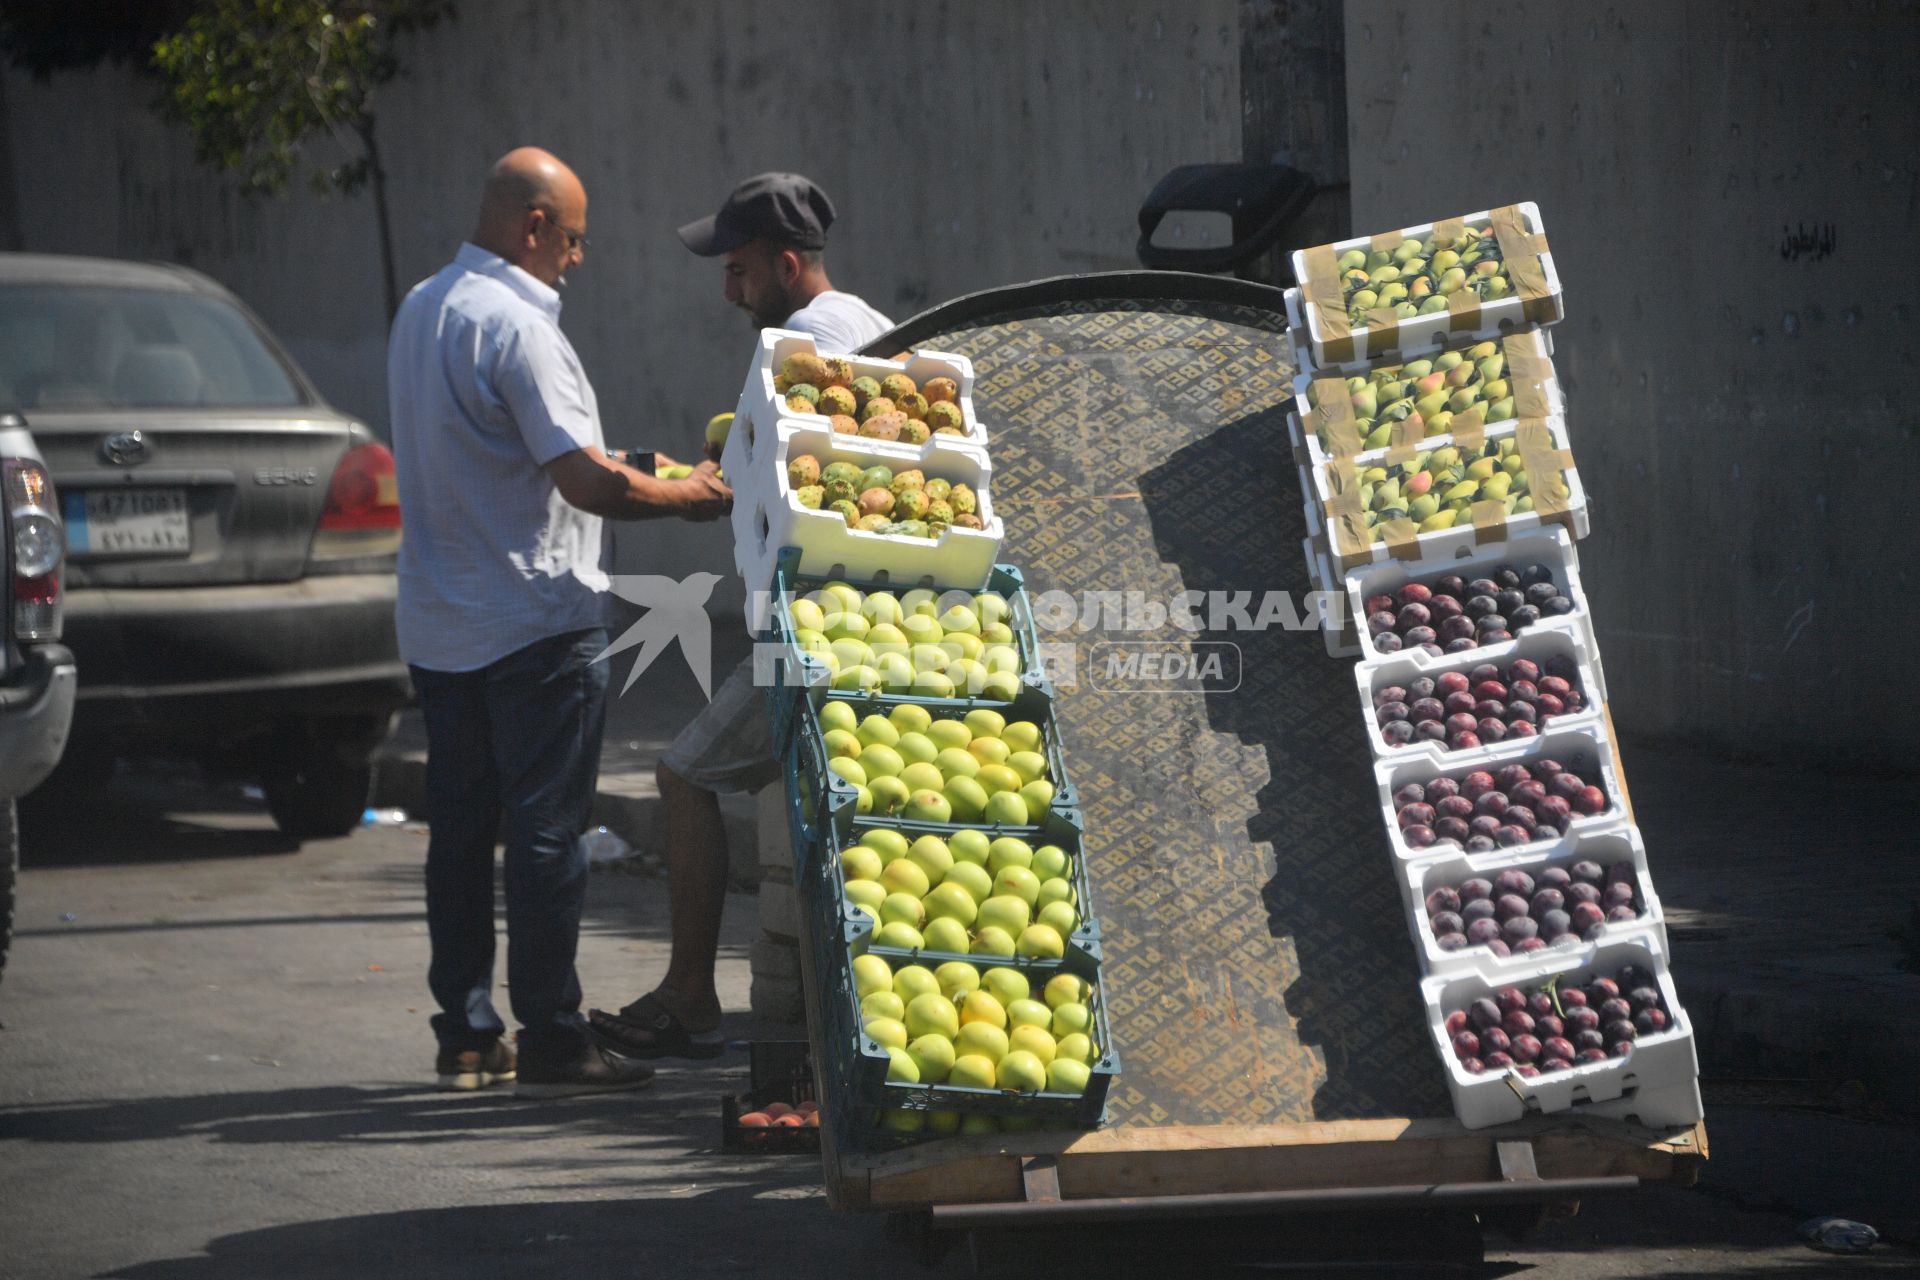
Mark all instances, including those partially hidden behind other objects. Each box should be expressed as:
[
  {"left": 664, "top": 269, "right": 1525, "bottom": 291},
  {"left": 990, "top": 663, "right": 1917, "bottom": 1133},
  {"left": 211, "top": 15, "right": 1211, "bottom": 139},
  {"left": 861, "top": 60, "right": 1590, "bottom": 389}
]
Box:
[
  {"left": 730, "top": 334, "right": 1121, "bottom": 1148},
  {"left": 1285, "top": 204, "right": 1703, "bottom": 1131}
]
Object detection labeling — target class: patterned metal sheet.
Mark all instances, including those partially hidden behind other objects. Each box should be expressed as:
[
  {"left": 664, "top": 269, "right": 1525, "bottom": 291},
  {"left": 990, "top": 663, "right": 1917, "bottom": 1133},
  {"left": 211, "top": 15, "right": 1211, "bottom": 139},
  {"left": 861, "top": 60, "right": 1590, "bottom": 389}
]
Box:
[{"left": 882, "top": 276, "right": 1450, "bottom": 1124}]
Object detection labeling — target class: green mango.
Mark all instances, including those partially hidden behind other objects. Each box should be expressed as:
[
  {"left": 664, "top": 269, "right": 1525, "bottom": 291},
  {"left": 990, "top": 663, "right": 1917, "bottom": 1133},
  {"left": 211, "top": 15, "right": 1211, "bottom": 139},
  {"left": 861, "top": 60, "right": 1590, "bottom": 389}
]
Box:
[
  {"left": 1409, "top": 494, "right": 1440, "bottom": 522},
  {"left": 1337, "top": 248, "right": 1367, "bottom": 271},
  {"left": 1486, "top": 397, "right": 1516, "bottom": 422},
  {"left": 1433, "top": 351, "right": 1465, "bottom": 372},
  {"left": 1381, "top": 398, "right": 1415, "bottom": 423},
  {"left": 1477, "top": 353, "right": 1506, "bottom": 382},
  {"left": 1351, "top": 288, "right": 1379, "bottom": 311},
  {"left": 1444, "top": 480, "right": 1480, "bottom": 503},
  {"left": 1479, "top": 472, "right": 1512, "bottom": 501},
  {"left": 1418, "top": 509, "right": 1459, "bottom": 532},
  {"left": 1363, "top": 423, "right": 1394, "bottom": 449}
]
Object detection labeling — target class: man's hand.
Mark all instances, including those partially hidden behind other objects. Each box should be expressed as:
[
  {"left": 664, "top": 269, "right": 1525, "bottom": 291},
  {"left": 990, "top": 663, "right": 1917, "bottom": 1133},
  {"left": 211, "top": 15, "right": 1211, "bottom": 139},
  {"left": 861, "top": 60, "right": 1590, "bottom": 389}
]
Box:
[
  {"left": 546, "top": 447, "right": 731, "bottom": 522},
  {"left": 678, "top": 460, "right": 731, "bottom": 522}
]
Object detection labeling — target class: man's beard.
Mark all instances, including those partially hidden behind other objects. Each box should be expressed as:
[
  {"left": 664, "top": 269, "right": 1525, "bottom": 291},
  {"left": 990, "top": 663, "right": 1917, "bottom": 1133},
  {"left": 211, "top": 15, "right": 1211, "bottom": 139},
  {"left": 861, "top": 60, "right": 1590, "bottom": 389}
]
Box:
[{"left": 742, "top": 285, "right": 792, "bottom": 329}]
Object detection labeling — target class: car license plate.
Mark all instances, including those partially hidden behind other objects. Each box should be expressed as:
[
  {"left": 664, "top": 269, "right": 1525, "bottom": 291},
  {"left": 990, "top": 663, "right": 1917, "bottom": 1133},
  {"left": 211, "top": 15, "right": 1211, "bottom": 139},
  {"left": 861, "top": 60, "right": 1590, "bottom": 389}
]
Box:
[{"left": 63, "top": 488, "right": 191, "bottom": 556}]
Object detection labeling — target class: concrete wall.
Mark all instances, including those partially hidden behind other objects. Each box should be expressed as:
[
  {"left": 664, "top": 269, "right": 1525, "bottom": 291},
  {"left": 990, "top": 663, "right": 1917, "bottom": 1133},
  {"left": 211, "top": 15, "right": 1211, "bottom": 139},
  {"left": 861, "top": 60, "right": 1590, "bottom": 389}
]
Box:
[
  {"left": 2, "top": 0, "right": 1240, "bottom": 614},
  {"left": 1343, "top": 0, "right": 1917, "bottom": 764}
]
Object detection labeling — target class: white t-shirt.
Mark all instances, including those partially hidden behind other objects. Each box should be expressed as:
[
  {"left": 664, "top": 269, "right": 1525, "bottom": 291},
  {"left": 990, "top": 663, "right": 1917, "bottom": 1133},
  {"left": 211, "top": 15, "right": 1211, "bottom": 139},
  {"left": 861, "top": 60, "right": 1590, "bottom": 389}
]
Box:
[
  {"left": 783, "top": 290, "right": 893, "bottom": 352},
  {"left": 388, "top": 243, "right": 608, "bottom": 672}
]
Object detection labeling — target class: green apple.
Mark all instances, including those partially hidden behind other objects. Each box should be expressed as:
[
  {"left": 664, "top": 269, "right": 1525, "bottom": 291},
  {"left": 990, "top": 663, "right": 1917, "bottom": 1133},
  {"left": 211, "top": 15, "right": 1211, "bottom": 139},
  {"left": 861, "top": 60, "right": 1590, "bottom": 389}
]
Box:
[
  {"left": 790, "top": 597, "right": 827, "bottom": 633},
  {"left": 879, "top": 1107, "right": 925, "bottom": 1132},
  {"left": 820, "top": 581, "right": 863, "bottom": 613},
  {"left": 910, "top": 670, "right": 956, "bottom": 698},
  {"left": 958, "top": 1113, "right": 999, "bottom": 1133},
  {"left": 895, "top": 731, "right": 938, "bottom": 766},
  {"left": 875, "top": 921, "right": 924, "bottom": 950},
  {"left": 841, "top": 843, "right": 884, "bottom": 881},
  {"left": 866, "top": 622, "right": 908, "bottom": 650},
  {"left": 1009, "top": 1024, "right": 1057, "bottom": 1066},
  {"left": 974, "top": 591, "right": 1011, "bottom": 627},
  {"left": 1051, "top": 1001, "right": 1091, "bottom": 1039},
  {"left": 980, "top": 644, "right": 1021, "bottom": 676},
  {"left": 858, "top": 744, "right": 904, "bottom": 778},
  {"left": 1006, "top": 998, "right": 1052, "bottom": 1031},
  {"left": 822, "top": 728, "right": 861, "bottom": 760},
  {"left": 981, "top": 966, "right": 1030, "bottom": 1006},
  {"left": 880, "top": 891, "right": 925, "bottom": 929},
  {"left": 1046, "top": 1057, "right": 1091, "bottom": 1095},
  {"left": 970, "top": 926, "right": 1016, "bottom": 957},
  {"left": 948, "top": 1054, "right": 997, "bottom": 1090},
  {"left": 844, "top": 879, "right": 887, "bottom": 911},
  {"left": 827, "top": 756, "right": 866, "bottom": 789},
  {"left": 879, "top": 858, "right": 931, "bottom": 899},
  {"left": 974, "top": 764, "right": 1020, "bottom": 797},
  {"left": 954, "top": 1022, "right": 1009, "bottom": 1062},
  {"left": 891, "top": 964, "right": 940, "bottom": 1002},
  {"left": 831, "top": 664, "right": 880, "bottom": 692},
  {"left": 902, "top": 789, "right": 952, "bottom": 823},
  {"left": 900, "top": 587, "right": 942, "bottom": 619},
  {"left": 861, "top": 828, "right": 910, "bottom": 860},
  {"left": 852, "top": 783, "right": 873, "bottom": 815},
  {"left": 944, "top": 632, "right": 984, "bottom": 661},
  {"left": 942, "top": 776, "right": 989, "bottom": 822},
  {"left": 979, "top": 621, "right": 1016, "bottom": 645},
  {"left": 981, "top": 671, "right": 1021, "bottom": 701},
  {"left": 999, "top": 721, "right": 1042, "bottom": 753},
  {"left": 810, "top": 650, "right": 844, "bottom": 679},
  {"left": 899, "top": 613, "right": 943, "bottom": 645},
  {"left": 868, "top": 775, "right": 911, "bottom": 815},
  {"left": 819, "top": 699, "right": 858, "bottom": 733},
  {"left": 921, "top": 917, "right": 970, "bottom": 954},
  {"left": 1018, "top": 780, "right": 1056, "bottom": 815},
  {"left": 1005, "top": 751, "right": 1048, "bottom": 784},
  {"left": 899, "top": 762, "right": 944, "bottom": 794},
  {"left": 967, "top": 736, "right": 1011, "bottom": 766},
  {"left": 926, "top": 1109, "right": 961, "bottom": 1134},
  {"left": 853, "top": 954, "right": 894, "bottom": 998},
  {"left": 908, "top": 643, "right": 950, "bottom": 673},
  {"left": 864, "top": 1017, "right": 909, "bottom": 1050},
  {"left": 1016, "top": 923, "right": 1065, "bottom": 959},
  {"left": 905, "top": 991, "right": 961, "bottom": 1041},
  {"left": 927, "top": 719, "right": 972, "bottom": 751},
  {"left": 983, "top": 791, "right": 1029, "bottom": 826},
  {"left": 934, "top": 960, "right": 981, "bottom": 1000},
  {"left": 948, "top": 829, "right": 991, "bottom": 865},
  {"left": 922, "top": 881, "right": 977, "bottom": 927},
  {"left": 856, "top": 714, "right": 899, "bottom": 748},
  {"left": 888, "top": 702, "right": 933, "bottom": 735},
  {"left": 959, "top": 990, "right": 1006, "bottom": 1029},
  {"left": 927, "top": 748, "right": 975, "bottom": 782},
  {"left": 945, "top": 658, "right": 986, "bottom": 694},
  {"left": 875, "top": 652, "right": 916, "bottom": 693},
  {"left": 963, "top": 708, "right": 1006, "bottom": 739},
  {"left": 938, "top": 604, "right": 981, "bottom": 637},
  {"left": 1038, "top": 900, "right": 1078, "bottom": 936},
  {"left": 1029, "top": 843, "right": 1068, "bottom": 881},
  {"left": 823, "top": 611, "right": 870, "bottom": 643},
  {"left": 861, "top": 592, "right": 903, "bottom": 627},
  {"left": 906, "top": 1033, "right": 955, "bottom": 1084},
  {"left": 851, "top": 902, "right": 880, "bottom": 929},
  {"left": 976, "top": 895, "right": 1030, "bottom": 936},
  {"left": 994, "top": 865, "right": 1041, "bottom": 907},
  {"left": 860, "top": 990, "right": 905, "bottom": 1022},
  {"left": 996, "top": 1049, "right": 1047, "bottom": 1092},
  {"left": 908, "top": 835, "right": 953, "bottom": 880},
  {"left": 943, "top": 861, "right": 993, "bottom": 904},
  {"left": 987, "top": 838, "right": 1034, "bottom": 872},
  {"left": 884, "top": 1045, "right": 920, "bottom": 1084},
  {"left": 1035, "top": 877, "right": 1075, "bottom": 910}
]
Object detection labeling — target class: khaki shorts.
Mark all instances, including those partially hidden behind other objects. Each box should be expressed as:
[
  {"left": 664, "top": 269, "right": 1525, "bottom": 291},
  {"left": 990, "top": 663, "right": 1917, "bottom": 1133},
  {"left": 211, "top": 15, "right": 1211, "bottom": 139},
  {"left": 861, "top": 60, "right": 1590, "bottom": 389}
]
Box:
[{"left": 660, "top": 655, "right": 782, "bottom": 793}]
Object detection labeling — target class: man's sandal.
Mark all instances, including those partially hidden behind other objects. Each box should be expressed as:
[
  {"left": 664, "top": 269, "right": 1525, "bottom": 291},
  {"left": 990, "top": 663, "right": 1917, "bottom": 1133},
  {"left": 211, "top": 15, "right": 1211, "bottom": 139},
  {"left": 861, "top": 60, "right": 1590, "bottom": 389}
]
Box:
[{"left": 586, "top": 993, "right": 728, "bottom": 1060}]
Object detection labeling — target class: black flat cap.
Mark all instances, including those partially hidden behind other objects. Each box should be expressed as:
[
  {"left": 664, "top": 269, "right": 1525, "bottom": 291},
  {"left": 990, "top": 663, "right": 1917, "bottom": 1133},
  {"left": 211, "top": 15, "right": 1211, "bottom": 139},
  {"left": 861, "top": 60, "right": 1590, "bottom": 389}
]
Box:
[{"left": 677, "top": 173, "right": 836, "bottom": 256}]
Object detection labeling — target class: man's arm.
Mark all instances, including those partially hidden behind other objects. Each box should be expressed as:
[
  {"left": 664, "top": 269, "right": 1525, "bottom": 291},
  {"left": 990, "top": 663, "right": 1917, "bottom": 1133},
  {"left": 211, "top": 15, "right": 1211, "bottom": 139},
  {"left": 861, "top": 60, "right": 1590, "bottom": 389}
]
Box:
[{"left": 546, "top": 447, "right": 731, "bottom": 522}]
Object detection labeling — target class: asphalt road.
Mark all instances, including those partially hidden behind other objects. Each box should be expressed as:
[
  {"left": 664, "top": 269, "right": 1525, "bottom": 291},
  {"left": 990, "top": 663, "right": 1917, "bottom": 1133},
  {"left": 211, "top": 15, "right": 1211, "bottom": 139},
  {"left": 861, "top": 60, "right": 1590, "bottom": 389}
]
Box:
[{"left": 1, "top": 771, "right": 1911, "bottom": 1279}]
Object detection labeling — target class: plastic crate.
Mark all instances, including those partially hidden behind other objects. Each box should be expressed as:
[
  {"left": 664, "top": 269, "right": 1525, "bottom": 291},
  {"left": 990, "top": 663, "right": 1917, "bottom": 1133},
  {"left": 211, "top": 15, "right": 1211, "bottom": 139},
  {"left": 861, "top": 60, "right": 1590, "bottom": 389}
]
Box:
[
  {"left": 731, "top": 420, "right": 1005, "bottom": 617},
  {"left": 1374, "top": 723, "right": 1631, "bottom": 865},
  {"left": 1291, "top": 202, "right": 1564, "bottom": 366},
  {"left": 757, "top": 548, "right": 1054, "bottom": 720},
  {"left": 1357, "top": 619, "right": 1607, "bottom": 765},
  {"left": 1291, "top": 329, "right": 1565, "bottom": 468},
  {"left": 735, "top": 327, "right": 990, "bottom": 458},
  {"left": 1421, "top": 929, "right": 1701, "bottom": 1130},
  {"left": 786, "top": 682, "right": 1081, "bottom": 850},
  {"left": 1401, "top": 824, "right": 1668, "bottom": 978},
  {"left": 719, "top": 1041, "right": 822, "bottom": 1154},
  {"left": 821, "top": 808, "right": 1104, "bottom": 967},
  {"left": 1341, "top": 526, "right": 1601, "bottom": 688}
]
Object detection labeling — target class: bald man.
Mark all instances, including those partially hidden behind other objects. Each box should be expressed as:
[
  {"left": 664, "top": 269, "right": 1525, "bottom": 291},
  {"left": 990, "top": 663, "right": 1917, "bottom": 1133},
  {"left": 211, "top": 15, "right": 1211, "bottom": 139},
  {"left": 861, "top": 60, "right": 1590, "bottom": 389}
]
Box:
[{"left": 389, "top": 148, "right": 730, "bottom": 1099}]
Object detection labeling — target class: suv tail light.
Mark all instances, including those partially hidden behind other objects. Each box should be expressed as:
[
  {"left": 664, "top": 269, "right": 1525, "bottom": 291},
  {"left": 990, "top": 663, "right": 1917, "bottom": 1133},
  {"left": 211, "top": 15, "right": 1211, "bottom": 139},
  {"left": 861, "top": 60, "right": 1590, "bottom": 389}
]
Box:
[
  {"left": 5, "top": 456, "right": 63, "bottom": 640},
  {"left": 310, "top": 441, "right": 402, "bottom": 561}
]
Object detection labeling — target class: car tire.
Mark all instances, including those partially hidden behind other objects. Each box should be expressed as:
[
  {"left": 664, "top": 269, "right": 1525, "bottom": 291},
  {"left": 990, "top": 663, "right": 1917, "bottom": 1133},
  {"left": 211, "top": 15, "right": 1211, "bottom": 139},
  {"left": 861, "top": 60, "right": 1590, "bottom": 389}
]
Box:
[
  {"left": 0, "top": 800, "right": 18, "bottom": 989},
  {"left": 260, "top": 726, "right": 375, "bottom": 841}
]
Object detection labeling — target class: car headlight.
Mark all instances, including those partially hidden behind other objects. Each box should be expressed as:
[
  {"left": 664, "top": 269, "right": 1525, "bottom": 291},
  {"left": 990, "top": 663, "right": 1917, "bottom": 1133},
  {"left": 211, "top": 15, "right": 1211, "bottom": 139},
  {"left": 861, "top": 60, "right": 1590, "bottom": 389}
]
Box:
[{"left": 13, "top": 508, "right": 64, "bottom": 577}]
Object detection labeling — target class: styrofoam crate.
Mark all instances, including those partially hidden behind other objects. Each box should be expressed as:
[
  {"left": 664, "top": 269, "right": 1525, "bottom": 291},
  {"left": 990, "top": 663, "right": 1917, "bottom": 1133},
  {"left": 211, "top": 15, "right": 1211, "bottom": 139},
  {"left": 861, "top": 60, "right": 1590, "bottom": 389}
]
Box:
[
  {"left": 1310, "top": 425, "right": 1590, "bottom": 576},
  {"left": 1301, "top": 534, "right": 1362, "bottom": 658},
  {"left": 1421, "top": 929, "right": 1701, "bottom": 1130},
  {"left": 1290, "top": 330, "right": 1565, "bottom": 470},
  {"left": 734, "top": 422, "right": 1005, "bottom": 632},
  {"left": 1374, "top": 723, "right": 1630, "bottom": 865},
  {"left": 1283, "top": 295, "right": 1556, "bottom": 374},
  {"left": 1358, "top": 621, "right": 1605, "bottom": 765},
  {"left": 1342, "top": 526, "right": 1603, "bottom": 698},
  {"left": 1401, "top": 825, "right": 1668, "bottom": 978},
  {"left": 736, "top": 328, "right": 989, "bottom": 461},
  {"left": 1291, "top": 202, "right": 1565, "bottom": 366}
]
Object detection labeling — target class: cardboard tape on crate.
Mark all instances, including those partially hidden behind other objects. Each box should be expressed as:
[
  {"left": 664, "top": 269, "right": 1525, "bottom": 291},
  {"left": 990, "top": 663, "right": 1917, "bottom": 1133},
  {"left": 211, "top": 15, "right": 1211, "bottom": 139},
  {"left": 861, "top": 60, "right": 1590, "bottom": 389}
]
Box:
[
  {"left": 1381, "top": 514, "right": 1423, "bottom": 562},
  {"left": 1386, "top": 414, "right": 1423, "bottom": 468},
  {"left": 1516, "top": 417, "right": 1576, "bottom": 528},
  {"left": 1309, "top": 374, "right": 1366, "bottom": 457},
  {"left": 1447, "top": 402, "right": 1489, "bottom": 454},
  {"left": 1322, "top": 458, "right": 1373, "bottom": 560},
  {"left": 1490, "top": 204, "right": 1556, "bottom": 326},
  {"left": 1502, "top": 334, "right": 1555, "bottom": 420},
  {"left": 1302, "top": 244, "right": 1354, "bottom": 362}
]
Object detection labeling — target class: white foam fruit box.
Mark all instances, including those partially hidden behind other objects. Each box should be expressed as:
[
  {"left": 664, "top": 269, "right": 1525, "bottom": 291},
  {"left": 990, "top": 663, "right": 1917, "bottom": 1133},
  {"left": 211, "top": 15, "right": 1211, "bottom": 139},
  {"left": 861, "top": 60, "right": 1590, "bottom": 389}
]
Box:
[
  {"left": 1401, "top": 824, "right": 1668, "bottom": 979},
  {"left": 1357, "top": 621, "right": 1608, "bottom": 765},
  {"left": 733, "top": 421, "right": 1004, "bottom": 634},
  {"left": 1301, "top": 534, "right": 1362, "bottom": 659},
  {"left": 1422, "top": 928, "right": 1702, "bottom": 1130},
  {"left": 733, "top": 329, "right": 989, "bottom": 468},
  {"left": 1374, "top": 723, "right": 1630, "bottom": 865},
  {"left": 1290, "top": 330, "right": 1565, "bottom": 471},
  {"left": 1290, "top": 202, "right": 1565, "bottom": 367},
  {"left": 1340, "top": 527, "right": 1601, "bottom": 690}
]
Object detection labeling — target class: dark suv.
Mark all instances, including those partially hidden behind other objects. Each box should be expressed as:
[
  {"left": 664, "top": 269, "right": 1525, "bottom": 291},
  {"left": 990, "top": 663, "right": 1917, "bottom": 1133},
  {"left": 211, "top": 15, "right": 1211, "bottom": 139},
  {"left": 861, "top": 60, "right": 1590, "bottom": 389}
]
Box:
[{"left": 1, "top": 253, "right": 410, "bottom": 838}]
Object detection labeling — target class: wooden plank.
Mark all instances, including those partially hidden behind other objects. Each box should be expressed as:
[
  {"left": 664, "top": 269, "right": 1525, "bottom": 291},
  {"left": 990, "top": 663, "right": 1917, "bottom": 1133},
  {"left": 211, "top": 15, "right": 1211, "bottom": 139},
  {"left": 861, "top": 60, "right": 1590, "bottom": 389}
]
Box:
[
  {"left": 792, "top": 871, "right": 861, "bottom": 1210},
  {"left": 1603, "top": 701, "right": 1637, "bottom": 823}
]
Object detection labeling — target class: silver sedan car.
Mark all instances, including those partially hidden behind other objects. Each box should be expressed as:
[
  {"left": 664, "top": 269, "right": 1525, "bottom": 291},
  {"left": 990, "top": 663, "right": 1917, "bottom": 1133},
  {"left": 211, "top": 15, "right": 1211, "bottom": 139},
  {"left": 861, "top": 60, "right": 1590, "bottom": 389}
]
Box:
[{"left": 1, "top": 253, "right": 410, "bottom": 838}]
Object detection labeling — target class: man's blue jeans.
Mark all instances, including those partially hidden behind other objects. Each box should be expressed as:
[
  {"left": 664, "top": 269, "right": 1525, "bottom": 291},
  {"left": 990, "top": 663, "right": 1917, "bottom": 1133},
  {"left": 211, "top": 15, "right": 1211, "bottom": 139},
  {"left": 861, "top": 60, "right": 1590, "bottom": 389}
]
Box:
[{"left": 410, "top": 628, "right": 609, "bottom": 1062}]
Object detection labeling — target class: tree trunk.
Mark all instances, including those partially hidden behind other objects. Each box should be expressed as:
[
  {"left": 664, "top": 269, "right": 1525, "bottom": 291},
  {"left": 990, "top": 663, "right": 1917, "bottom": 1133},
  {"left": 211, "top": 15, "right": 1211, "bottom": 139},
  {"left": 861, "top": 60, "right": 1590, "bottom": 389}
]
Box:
[{"left": 359, "top": 118, "right": 398, "bottom": 323}]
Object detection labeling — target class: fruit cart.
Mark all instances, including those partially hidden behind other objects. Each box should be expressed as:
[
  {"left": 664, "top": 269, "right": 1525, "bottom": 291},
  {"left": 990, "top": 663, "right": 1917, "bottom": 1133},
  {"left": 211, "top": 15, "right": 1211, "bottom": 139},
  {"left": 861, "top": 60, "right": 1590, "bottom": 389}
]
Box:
[{"left": 768, "top": 271, "right": 1705, "bottom": 1264}]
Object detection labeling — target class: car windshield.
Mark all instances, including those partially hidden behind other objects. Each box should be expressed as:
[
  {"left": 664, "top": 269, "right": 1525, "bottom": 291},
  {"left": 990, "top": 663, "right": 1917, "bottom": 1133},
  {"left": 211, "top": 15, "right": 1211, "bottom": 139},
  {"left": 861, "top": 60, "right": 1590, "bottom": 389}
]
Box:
[{"left": 0, "top": 283, "right": 306, "bottom": 411}]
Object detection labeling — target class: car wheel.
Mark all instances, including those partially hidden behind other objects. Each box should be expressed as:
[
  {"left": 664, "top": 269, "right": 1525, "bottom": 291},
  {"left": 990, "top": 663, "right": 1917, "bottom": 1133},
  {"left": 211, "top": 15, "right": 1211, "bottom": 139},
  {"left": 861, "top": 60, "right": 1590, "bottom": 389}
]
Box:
[
  {"left": 0, "top": 800, "right": 18, "bottom": 989},
  {"left": 259, "top": 724, "right": 375, "bottom": 841}
]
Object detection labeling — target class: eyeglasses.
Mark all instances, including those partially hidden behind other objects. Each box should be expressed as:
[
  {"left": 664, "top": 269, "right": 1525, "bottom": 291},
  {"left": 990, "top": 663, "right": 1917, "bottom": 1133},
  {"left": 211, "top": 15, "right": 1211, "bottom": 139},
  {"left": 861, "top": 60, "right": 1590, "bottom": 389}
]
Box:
[{"left": 527, "top": 204, "right": 589, "bottom": 250}]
